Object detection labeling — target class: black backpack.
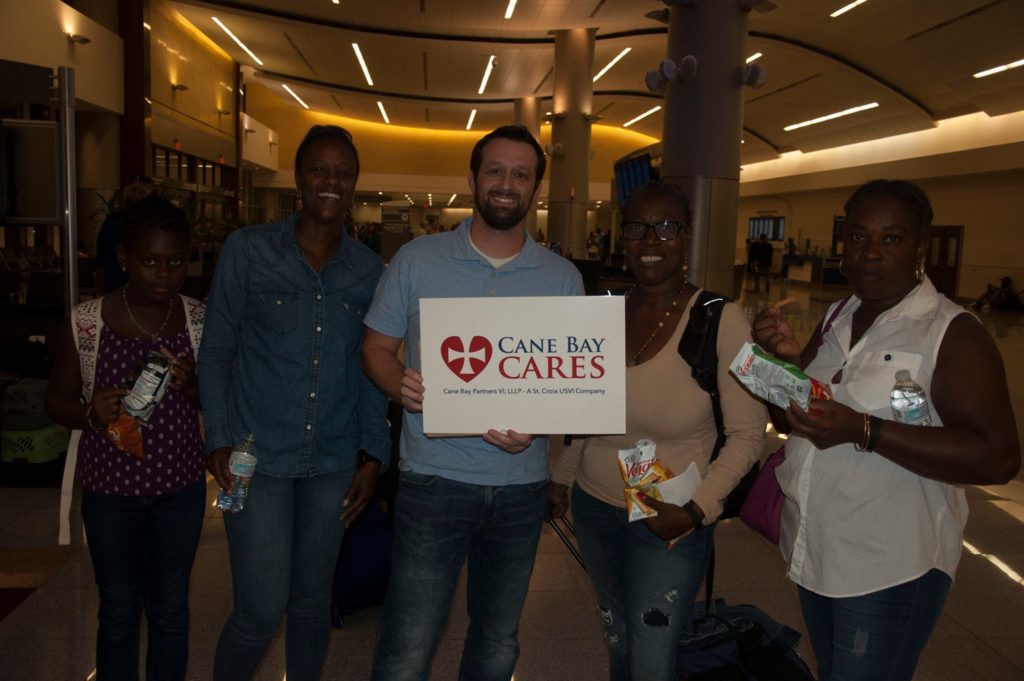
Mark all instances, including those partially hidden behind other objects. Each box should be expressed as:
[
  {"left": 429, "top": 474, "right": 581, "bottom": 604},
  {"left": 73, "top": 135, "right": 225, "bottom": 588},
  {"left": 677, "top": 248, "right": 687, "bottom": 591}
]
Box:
[{"left": 677, "top": 290, "right": 759, "bottom": 519}]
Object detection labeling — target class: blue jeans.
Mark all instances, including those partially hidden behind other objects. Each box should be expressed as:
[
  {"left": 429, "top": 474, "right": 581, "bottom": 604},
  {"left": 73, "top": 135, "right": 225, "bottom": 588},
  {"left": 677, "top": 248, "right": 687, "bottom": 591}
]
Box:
[
  {"left": 798, "top": 568, "right": 952, "bottom": 681},
  {"left": 371, "top": 471, "right": 548, "bottom": 681},
  {"left": 214, "top": 470, "right": 351, "bottom": 681},
  {"left": 81, "top": 481, "right": 206, "bottom": 681},
  {"left": 571, "top": 484, "right": 713, "bottom": 681}
]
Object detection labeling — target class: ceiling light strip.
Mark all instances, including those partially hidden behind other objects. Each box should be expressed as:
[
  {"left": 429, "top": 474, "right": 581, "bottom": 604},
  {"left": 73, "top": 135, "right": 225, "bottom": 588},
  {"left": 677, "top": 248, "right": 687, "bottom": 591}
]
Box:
[
  {"left": 466, "top": 109, "right": 477, "bottom": 130},
  {"left": 212, "top": 16, "right": 264, "bottom": 66},
  {"left": 478, "top": 55, "right": 496, "bottom": 95},
  {"left": 746, "top": 52, "right": 763, "bottom": 64},
  {"left": 352, "top": 43, "right": 374, "bottom": 86},
  {"left": 447, "top": 193, "right": 457, "bottom": 206},
  {"left": 504, "top": 0, "right": 517, "bottom": 20},
  {"left": 783, "top": 102, "right": 878, "bottom": 131},
  {"left": 623, "top": 106, "right": 661, "bottom": 128},
  {"left": 281, "top": 84, "right": 309, "bottom": 109},
  {"left": 973, "top": 58, "right": 1024, "bottom": 79},
  {"left": 593, "top": 47, "right": 631, "bottom": 83},
  {"left": 377, "top": 101, "right": 390, "bottom": 124},
  {"left": 830, "top": 0, "right": 868, "bottom": 18}
]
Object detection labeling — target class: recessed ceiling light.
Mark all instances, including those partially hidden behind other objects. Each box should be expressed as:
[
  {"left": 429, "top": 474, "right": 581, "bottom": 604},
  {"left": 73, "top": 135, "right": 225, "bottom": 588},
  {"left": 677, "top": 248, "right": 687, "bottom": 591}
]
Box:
[
  {"left": 783, "top": 102, "right": 878, "bottom": 131},
  {"left": 623, "top": 106, "right": 661, "bottom": 128},
  {"left": 377, "top": 101, "right": 390, "bottom": 124},
  {"left": 212, "top": 17, "right": 263, "bottom": 66},
  {"left": 746, "top": 52, "right": 762, "bottom": 64},
  {"left": 830, "top": 0, "right": 868, "bottom": 18},
  {"left": 973, "top": 58, "right": 1024, "bottom": 79},
  {"left": 593, "top": 47, "right": 631, "bottom": 82},
  {"left": 466, "top": 109, "right": 477, "bottom": 130},
  {"left": 352, "top": 43, "right": 374, "bottom": 86},
  {"left": 504, "top": 0, "right": 517, "bottom": 19},
  {"left": 142, "top": 22, "right": 151, "bottom": 31},
  {"left": 378, "top": 191, "right": 383, "bottom": 195},
  {"left": 281, "top": 83, "right": 309, "bottom": 109},
  {"left": 478, "top": 55, "right": 496, "bottom": 95}
]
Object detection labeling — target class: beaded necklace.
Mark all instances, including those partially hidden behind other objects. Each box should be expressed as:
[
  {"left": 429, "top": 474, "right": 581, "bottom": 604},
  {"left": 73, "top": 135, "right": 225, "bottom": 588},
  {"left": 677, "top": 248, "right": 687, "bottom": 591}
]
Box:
[{"left": 626, "top": 283, "right": 685, "bottom": 365}]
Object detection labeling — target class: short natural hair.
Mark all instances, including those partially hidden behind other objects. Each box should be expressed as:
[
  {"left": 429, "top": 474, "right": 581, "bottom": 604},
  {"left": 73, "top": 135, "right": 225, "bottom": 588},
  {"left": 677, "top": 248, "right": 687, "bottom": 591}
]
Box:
[
  {"left": 844, "top": 179, "right": 933, "bottom": 241},
  {"left": 121, "top": 195, "right": 190, "bottom": 253},
  {"left": 295, "top": 125, "right": 360, "bottom": 175},
  {"left": 622, "top": 180, "right": 693, "bottom": 238},
  {"left": 469, "top": 125, "right": 546, "bottom": 191}
]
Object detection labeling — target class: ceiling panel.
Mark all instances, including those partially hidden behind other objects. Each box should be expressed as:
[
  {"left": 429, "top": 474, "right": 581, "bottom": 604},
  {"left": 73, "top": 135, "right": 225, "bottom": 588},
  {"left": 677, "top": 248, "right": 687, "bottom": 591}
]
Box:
[{"left": 170, "top": 0, "right": 1024, "bottom": 158}]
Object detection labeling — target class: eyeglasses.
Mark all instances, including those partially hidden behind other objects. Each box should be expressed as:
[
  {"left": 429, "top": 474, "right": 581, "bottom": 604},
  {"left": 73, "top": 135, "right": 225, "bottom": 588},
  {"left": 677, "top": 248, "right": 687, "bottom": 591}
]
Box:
[{"left": 620, "top": 220, "right": 685, "bottom": 241}]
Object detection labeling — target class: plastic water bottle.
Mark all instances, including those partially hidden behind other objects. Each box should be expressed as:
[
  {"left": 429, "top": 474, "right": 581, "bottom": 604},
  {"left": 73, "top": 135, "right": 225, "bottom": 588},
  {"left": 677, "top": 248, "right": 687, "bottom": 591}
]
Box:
[
  {"left": 890, "top": 370, "right": 932, "bottom": 426},
  {"left": 216, "top": 434, "right": 257, "bottom": 513}
]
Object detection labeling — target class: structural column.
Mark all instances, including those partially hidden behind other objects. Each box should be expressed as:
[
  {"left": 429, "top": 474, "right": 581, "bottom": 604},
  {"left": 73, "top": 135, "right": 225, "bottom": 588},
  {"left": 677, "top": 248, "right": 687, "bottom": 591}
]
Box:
[
  {"left": 659, "top": 0, "right": 750, "bottom": 295},
  {"left": 548, "top": 28, "right": 596, "bottom": 259},
  {"left": 514, "top": 96, "right": 542, "bottom": 240}
]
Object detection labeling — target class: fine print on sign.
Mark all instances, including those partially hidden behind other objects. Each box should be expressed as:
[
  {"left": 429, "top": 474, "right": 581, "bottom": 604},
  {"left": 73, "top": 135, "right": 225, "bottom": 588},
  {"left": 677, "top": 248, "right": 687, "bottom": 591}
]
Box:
[{"left": 420, "top": 296, "right": 625, "bottom": 436}]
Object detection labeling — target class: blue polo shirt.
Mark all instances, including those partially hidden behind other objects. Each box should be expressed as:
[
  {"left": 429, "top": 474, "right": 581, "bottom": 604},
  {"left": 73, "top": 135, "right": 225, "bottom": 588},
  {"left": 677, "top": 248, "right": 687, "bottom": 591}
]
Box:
[{"left": 365, "top": 218, "right": 584, "bottom": 485}]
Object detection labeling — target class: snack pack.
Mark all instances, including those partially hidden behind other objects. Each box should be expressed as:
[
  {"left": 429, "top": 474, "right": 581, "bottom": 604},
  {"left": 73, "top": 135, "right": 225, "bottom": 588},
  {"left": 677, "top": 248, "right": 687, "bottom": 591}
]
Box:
[
  {"left": 618, "top": 439, "right": 674, "bottom": 522},
  {"left": 104, "top": 351, "right": 173, "bottom": 459},
  {"left": 729, "top": 342, "right": 832, "bottom": 410}
]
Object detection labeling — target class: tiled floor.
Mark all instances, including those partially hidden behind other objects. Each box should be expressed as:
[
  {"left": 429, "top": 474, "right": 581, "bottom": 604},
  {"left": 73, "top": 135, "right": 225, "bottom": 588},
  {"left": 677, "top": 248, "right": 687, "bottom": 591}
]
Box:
[{"left": 2, "top": 281, "right": 1024, "bottom": 680}]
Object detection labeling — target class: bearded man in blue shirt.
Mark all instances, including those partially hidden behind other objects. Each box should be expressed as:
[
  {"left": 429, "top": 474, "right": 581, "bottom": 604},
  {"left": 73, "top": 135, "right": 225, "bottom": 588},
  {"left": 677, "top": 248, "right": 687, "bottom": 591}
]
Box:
[{"left": 363, "top": 125, "right": 584, "bottom": 681}]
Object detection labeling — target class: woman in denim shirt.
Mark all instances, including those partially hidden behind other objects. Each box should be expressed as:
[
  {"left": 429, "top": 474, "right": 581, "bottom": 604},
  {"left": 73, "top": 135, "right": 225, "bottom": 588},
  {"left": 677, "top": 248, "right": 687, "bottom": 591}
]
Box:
[{"left": 199, "top": 125, "right": 390, "bottom": 681}]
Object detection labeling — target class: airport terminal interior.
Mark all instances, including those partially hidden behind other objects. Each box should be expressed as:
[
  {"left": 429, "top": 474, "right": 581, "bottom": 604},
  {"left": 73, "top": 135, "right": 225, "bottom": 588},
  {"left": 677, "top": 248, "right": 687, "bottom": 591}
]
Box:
[{"left": 1, "top": 0, "right": 1024, "bottom": 679}]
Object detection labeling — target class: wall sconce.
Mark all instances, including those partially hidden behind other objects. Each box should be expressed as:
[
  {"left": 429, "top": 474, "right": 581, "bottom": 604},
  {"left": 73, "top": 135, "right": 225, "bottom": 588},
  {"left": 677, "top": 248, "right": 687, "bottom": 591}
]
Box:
[
  {"left": 65, "top": 32, "right": 92, "bottom": 45},
  {"left": 171, "top": 83, "right": 189, "bottom": 92}
]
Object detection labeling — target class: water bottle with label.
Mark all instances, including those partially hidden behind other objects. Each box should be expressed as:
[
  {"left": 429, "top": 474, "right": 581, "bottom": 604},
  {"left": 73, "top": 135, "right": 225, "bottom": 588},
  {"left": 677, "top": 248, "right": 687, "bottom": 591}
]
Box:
[
  {"left": 216, "top": 434, "right": 257, "bottom": 513},
  {"left": 889, "top": 370, "right": 932, "bottom": 426}
]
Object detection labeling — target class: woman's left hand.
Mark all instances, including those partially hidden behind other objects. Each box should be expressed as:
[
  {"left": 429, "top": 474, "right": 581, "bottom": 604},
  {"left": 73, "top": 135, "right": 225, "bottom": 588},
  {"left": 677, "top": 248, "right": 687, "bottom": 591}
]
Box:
[
  {"left": 638, "top": 494, "right": 695, "bottom": 541},
  {"left": 786, "top": 398, "right": 865, "bottom": 450},
  {"left": 341, "top": 459, "right": 381, "bottom": 526}
]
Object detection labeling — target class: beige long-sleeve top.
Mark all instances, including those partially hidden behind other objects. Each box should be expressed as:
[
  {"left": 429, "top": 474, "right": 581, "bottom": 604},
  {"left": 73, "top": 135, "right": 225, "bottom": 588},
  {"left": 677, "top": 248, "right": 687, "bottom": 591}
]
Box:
[{"left": 551, "top": 292, "right": 766, "bottom": 523}]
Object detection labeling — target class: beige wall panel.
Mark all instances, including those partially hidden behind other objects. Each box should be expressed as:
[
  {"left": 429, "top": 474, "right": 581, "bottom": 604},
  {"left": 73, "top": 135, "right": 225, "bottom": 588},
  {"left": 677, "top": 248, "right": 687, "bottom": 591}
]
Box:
[
  {"left": 0, "top": 0, "right": 123, "bottom": 113},
  {"left": 149, "top": 0, "right": 236, "bottom": 163}
]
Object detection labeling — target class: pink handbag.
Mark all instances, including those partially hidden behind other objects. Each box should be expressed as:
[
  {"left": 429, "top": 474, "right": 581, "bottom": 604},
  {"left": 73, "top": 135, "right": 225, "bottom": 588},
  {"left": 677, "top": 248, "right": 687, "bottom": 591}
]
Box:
[{"left": 739, "top": 444, "right": 786, "bottom": 543}]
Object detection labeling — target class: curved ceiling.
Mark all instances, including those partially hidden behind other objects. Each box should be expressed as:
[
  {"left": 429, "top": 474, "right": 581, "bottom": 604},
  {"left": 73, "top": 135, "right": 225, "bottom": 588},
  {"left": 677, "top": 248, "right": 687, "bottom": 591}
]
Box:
[{"left": 170, "top": 0, "right": 1024, "bottom": 166}]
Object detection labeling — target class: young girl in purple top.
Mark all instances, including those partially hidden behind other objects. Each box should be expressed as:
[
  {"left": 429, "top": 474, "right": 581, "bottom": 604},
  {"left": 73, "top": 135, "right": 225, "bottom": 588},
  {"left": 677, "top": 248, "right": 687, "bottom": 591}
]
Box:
[{"left": 46, "top": 195, "right": 206, "bottom": 681}]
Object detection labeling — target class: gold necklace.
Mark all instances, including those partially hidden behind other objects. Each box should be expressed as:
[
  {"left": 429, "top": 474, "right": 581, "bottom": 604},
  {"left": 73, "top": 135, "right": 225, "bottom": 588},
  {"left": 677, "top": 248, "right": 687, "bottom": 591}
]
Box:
[
  {"left": 122, "top": 286, "right": 174, "bottom": 341},
  {"left": 627, "top": 284, "right": 685, "bottom": 365}
]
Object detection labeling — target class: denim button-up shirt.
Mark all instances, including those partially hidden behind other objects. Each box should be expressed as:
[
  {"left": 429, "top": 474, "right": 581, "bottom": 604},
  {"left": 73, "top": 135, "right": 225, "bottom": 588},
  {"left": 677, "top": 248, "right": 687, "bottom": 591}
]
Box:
[{"left": 198, "top": 213, "right": 389, "bottom": 477}]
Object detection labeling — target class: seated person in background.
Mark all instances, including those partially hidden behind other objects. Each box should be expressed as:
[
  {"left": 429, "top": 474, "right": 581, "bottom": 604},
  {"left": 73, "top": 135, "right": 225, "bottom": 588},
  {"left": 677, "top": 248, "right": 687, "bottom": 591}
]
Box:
[{"left": 971, "top": 276, "right": 1019, "bottom": 310}]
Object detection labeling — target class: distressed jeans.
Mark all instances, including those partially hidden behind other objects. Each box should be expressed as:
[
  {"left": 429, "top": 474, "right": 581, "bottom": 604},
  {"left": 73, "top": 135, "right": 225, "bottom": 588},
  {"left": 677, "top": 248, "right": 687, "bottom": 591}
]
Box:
[
  {"left": 797, "top": 568, "right": 951, "bottom": 681},
  {"left": 371, "top": 471, "right": 548, "bottom": 681},
  {"left": 571, "top": 483, "right": 713, "bottom": 681}
]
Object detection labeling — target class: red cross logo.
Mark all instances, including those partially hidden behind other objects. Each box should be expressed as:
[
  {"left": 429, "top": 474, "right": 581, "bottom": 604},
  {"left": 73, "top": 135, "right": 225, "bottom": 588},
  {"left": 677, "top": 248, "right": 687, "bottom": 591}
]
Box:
[{"left": 440, "top": 336, "right": 492, "bottom": 382}]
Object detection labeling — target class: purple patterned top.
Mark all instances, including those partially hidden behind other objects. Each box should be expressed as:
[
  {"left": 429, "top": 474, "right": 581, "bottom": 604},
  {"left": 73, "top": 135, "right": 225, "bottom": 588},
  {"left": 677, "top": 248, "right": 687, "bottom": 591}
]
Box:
[{"left": 77, "top": 327, "right": 205, "bottom": 496}]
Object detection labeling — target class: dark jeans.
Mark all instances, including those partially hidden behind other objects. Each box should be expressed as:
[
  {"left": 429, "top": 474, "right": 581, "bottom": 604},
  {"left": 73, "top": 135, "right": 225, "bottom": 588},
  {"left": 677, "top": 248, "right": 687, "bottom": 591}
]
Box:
[
  {"left": 371, "top": 471, "right": 548, "bottom": 681},
  {"left": 82, "top": 481, "right": 206, "bottom": 681},
  {"left": 798, "top": 568, "right": 952, "bottom": 681},
  {"left": 571, "top": 484, "right": 713, "bottom": 681},
  {"left": 214, "top": 470, "right": 351, "bottom": 681}
]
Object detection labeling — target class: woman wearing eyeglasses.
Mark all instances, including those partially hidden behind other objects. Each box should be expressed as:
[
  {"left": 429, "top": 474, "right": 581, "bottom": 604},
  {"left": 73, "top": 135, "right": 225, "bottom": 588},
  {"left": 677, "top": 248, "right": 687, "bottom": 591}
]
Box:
[{"left": 548, "top": 180, "right": 765, "bottom": 681}]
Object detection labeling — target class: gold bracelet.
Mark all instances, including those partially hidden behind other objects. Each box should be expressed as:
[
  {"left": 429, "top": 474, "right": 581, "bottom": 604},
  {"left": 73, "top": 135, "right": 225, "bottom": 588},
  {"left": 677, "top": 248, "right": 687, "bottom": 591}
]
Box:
[{"left": 853, "top": 412, "right": 870, "bottom": 451}]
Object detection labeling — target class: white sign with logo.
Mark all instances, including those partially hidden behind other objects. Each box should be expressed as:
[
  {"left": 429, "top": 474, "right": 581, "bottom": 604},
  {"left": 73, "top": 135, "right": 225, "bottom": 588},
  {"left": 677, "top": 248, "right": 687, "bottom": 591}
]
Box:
[{"left": 420, "top": 296, "right": 625, "bottom": 435}]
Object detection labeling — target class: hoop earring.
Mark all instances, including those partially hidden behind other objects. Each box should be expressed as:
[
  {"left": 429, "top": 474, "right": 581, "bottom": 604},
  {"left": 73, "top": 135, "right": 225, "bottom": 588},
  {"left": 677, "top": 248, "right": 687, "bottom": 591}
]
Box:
[
  {"left": 916, "top": 260, "right": 925, "bottom": 282},
  {"left": 683, "top": 260, "right": 689, "bottom": 283}
]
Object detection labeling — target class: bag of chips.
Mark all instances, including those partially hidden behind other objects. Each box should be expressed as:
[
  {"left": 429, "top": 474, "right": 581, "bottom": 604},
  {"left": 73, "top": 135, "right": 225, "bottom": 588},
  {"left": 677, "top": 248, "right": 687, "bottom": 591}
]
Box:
[
  {"left": 728, "top": 343, "right": 831, "bottom": 410},
  {"left": 103, "top": 351, "right": 173, "bottom": 459},
  {"left": 618, "top": 439, "right": 674, "bottom": 522}
]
